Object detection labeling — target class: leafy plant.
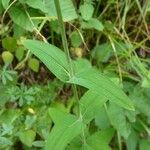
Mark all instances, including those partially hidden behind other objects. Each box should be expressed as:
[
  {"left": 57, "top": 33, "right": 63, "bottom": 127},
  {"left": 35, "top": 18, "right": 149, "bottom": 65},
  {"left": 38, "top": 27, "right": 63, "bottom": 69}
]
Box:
[{"left": 0, "top": 0, "right": 150, "bottom": 149}]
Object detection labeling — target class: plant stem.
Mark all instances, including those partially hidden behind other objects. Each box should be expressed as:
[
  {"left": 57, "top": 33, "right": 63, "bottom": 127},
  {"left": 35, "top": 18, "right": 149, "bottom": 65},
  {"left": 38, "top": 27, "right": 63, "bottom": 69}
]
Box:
[
  {"left": 54, "top": 0, "right": 80, "bottom": 105},
  {"left": 54, "top": 0, "right": 74, "bottom": 77},
  {"left": 54, "top": 0, "right": 86, "bottom": 144}
]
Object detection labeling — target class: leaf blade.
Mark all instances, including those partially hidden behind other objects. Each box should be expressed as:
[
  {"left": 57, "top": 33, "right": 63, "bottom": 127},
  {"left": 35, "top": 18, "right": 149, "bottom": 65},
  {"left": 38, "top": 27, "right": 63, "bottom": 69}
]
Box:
[
  {"left": 23, "top": 39, "right": 69, "bottom": 81},
  {"left": 68, "top": 68, "right": 134, "bottom": 110}
]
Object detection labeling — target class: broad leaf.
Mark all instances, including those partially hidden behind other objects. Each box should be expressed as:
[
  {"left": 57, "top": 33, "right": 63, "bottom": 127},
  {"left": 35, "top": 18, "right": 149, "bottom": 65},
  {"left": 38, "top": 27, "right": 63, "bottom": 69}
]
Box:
[
  {"left": 44, "top": 0, "right": 77, "bottom": 21},
  {"left": 19, "top": 130, "right": 36, "bottom": 147},
  {"left": 82, "top": 18, "right": 104, "bottom": 31},
  {"left": 23, "top": 40, "right": 69, "bottom": 82},
  {"left": 68, "top": 68, "right": 134, "bottom": 110},
  {"left": 45, "top": 109, "right": 84, "bottom": 150},
  {"left": 23, "top": 40, "right": 134, "bottom": 110},
  {"left": 140, "top": 139, "right": 150, "bottom": 150},
  {"left": 80, "top": 90, "right": 107, "bottom": 123},
  {"left": 2, "top": 0, "right": 10, "bottom": 9},
  {"left": 48, "top": 108, "right": 68, "bottom": 125},
  {"left": 130, "top": 86, "right": 150, "bottom": 118},
  {"left": 95, "top": 107, "right": 110, "bottom": 129},
  {"left": 21, "top": 0, "right": 47, "bottom": 13},
  {"left": 80, "top": 3, "right": 94, "bottom": 21},
  {"left": 86, "top": 128, "right": 115, "bottom": 150},
  {"left": 9, "top": 6, "right": 41, "bottom": 31},
  {"left": 107, "top": 102, "right": 131, "bottom": 139},
  {"left": 2, "top": 37, "right": 17, "bottom": 52},
  {"left": 28, "top": 58, "right": 40, "bottom": 72},
  {"left": 126, "top": 129, "right": 139, "bottom": 150}
]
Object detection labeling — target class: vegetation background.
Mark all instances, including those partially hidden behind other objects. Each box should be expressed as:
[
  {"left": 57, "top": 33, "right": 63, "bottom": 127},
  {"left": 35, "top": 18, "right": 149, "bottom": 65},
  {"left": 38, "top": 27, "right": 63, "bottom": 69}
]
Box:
[{"left": 0, "top": 0, "right": 150, "bottom": 149}]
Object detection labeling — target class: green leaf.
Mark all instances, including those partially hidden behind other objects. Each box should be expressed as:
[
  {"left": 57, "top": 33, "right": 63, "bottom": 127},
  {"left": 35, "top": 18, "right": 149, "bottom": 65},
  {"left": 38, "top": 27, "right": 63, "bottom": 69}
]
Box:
[
  {"left": 23, "top": 39, "right": 69, "bottom": 82},
  {"left": 15, "top": 47, "right": 25, "bottom": 61},
  {"left": 92, "top": 42, "right": 113, "bottom": 63},
  {"left": 45, "top": 0, "right": 77, "bottom": 21},
  {"left": 32, "top": 141, "right": 45, "bottom": 147},
  {"left": 28, "top": 58, "right": 40, "bottom": 72},
  {"left": 73, "top": 58, "right": 92, "bottom": 73},
  {"left": 95, "top": 107, "right": 110, "bottom": 129},
  {"left": 2, "top": 51, "right": 14, "bottom": 64},
  {"left": 80, "top": 90, "right": 107, "bottom": 123},
  {"left": 82, "top": 143, "right": 94, "bottom": 150},
  {"left": 126, "top": 129, "right": 138, "bottom": 150},
  {"left": 68, "top": 68, "right": 134, "bottom": 110},
  {"left": 107, "top": 103, "right": 131, "bottom": 139},
  {"left": 147, "top": 0, "right": 150, "bottom": 12},
  {"left": 0, "top": 109, "right": 20, "bottom": 124},
  {"left": 82, "top": 18, "right": 104, "bottom": 31},
  {"left": 9, "top": 6, "right": 41, "bottom": 31},
  {"left": 48, "top": 108, "right": 68, "bottom": 125},
  {"left": 23, "top": 40, "right": 134, "bottom": 111},
  {"left": 140, "top": 139, "right": 150, "bottom": 150},
  {"left": 80, "top": 3, "right": 94, "bottom": 21},
  {"left": 2, "top": 37, "right": 17, "bottom": 52},
  {"left": 45, "top": 109, "right": 84, "bottom": 150},
  {"left": 71, "top": 31, "right": 82, "bottom": 48},
  {"left": 0, "top": 137, "right": 13, "bottom": 146},
  {"left": 22, "top": 0, "right": 47, "bottom": 13},
  {"left": 86, "top": 128, "right": 115, "bottom": 150},
  {"left": 2, "top": 0, "right": 10, "bottom": 9},
  {"left": 130, "top": 86, "right": 150, "bottom": 118},
  {"left": 141, "top": 71, "right": 150, "bottom": 88},
  {"left": 0, "top": 1, "right": 4, "bottom": 15},
  {"left": 19, "top": 130, "right": 36, "bottom": 147}
]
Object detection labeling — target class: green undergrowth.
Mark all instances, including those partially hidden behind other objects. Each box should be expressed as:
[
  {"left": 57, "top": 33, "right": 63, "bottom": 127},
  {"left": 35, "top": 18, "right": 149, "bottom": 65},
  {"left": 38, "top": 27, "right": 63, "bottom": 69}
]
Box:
[{"left": 0, "top": 0, "right": 150, "bottom": 150}]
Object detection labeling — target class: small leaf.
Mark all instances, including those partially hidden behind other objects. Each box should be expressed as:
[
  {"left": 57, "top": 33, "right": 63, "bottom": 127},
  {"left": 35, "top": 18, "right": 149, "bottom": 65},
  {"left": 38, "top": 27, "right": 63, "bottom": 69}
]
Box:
[
  {"left": 22, "top": 0, "right": 47, "bottom": 13},
  {"left": 45, "top": 0, "right": 78, "bottom": 21},
  {"left": 80, "top": 90, "right": 107, "bottom": 123},
  {"left": 45, "top": 109, "right": 84, "bottom": 150},
  {"left": 2, "top": 51, "right": 14, "bottom": 64},
  {"left": 126, "top": 129, "right": 138, "bottom": 150},
  {"left": 80, "top": 3, "right": 94, "bottom": 21},
  {"left": 49, "top": 108, "right": 68, "bottom": 125},
  {"left": 140, "top": 139, "right": 150, "bottom": 150},
  {"left": 2, "top": 0, "right": 10, "bottom": 9},
  {"left": 0, "top": 2, "right": 4, "bottom": 15},
  {"left": 15, "top": 47, "right": 25, "bottom": 61},
  {"left": 2, "top": 37, "right": 17, "bottom": 52},
  {"left": 28, "top": 58, "right": 40, "bottom": 72},
  {"left": 107, "top": 102, "right": 131, "bottom": 139},
  {"left": 32, "top": 141, "right": 45, "bottom": 147},
  {"left": 95, "top": 107, "right": 110, "bottom": 129},
  {"left": 82, "top": 18, "right": 104, "bottom": 31},
  {"left": 19, "top": 130, "right": 36, "bottom": 147},
  {"left": 0, "top": 137, "right": 13, "bottom": 146},
  {"left": 71, "top": 31, "right": 82, "bottom": 48},
  {"left": 92, "top": 42, "right": 113, "bottom": 63},
  {"left": 86, "top": 128, "right": 115, "bottom": 150},
  {"left": 23, "top": 39, "right": 69, "bottom": 81},
  {"left": 9, "top": 6, "right": 41, "bottom": 31}
]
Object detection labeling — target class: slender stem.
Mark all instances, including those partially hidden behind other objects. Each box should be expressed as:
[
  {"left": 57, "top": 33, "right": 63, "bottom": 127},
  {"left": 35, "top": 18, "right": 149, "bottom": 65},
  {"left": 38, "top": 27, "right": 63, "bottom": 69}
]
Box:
[
  {"left": 117, "top": 131, "right": 122, "bottom": 150},
  {"left": 54, "top": 0, "right": 86, "bottom": 144},
  {"left": 54, "top": 0, "right": 80, "bottom": 105},
  {"left": 108, "top": 35, "right": 122, "bottom": 83},
  {"left": 54, "top": 0, "right": 74, "bottom": 77}
]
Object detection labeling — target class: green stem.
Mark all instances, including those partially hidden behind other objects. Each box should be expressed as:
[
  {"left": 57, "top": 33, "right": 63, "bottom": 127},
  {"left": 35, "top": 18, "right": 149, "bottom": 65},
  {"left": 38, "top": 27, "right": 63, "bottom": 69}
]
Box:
[
  {"left": 54, "top": 0, "right": 74, "bottom": 77},
  {"left": 54, "top": 0, "right": 86, "bottom": 144},
  {"left": 117, "top": 132, "right": 122, "bottom": 150},
  {"left": 54, "top": 0, "right": 80, "bottom": 108}
]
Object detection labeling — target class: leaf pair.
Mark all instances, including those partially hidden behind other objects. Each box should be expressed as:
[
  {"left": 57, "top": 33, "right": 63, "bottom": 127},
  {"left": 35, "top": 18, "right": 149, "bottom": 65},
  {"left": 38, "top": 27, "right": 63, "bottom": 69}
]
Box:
[
  {"left": 23, "top": 40, "right": 134, "bottom": 111},
  {"left": 23, "top": 39, "right": 135, "bottom": 149}
]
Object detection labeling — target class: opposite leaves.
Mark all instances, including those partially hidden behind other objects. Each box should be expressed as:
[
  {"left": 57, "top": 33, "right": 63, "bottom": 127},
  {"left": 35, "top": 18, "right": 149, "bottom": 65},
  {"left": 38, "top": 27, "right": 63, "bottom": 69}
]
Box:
[{"left": 23, "top": 39, "right": 134, "bottom": 111}]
